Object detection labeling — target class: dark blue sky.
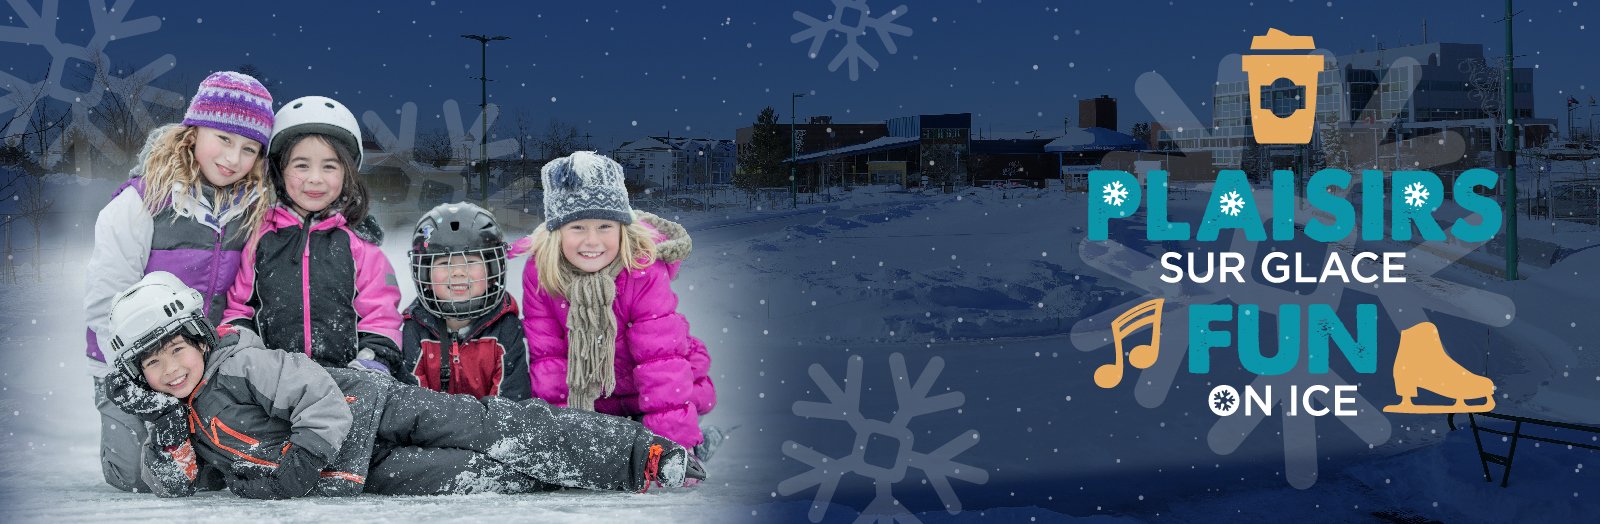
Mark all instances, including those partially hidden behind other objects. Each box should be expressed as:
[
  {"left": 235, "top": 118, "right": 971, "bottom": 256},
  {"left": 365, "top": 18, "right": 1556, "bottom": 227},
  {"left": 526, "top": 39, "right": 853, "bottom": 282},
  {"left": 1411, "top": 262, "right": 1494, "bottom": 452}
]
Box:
[{"left": 5, "top": 0, "right": 1596, "bottom": 152}]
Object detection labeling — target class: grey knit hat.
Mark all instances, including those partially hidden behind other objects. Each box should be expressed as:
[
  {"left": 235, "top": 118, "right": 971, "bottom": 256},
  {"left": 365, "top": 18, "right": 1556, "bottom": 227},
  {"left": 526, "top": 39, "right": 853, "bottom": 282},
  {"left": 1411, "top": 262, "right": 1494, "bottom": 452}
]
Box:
[{"left": 541, "top": 151, "right": 634, "bottom": 231}]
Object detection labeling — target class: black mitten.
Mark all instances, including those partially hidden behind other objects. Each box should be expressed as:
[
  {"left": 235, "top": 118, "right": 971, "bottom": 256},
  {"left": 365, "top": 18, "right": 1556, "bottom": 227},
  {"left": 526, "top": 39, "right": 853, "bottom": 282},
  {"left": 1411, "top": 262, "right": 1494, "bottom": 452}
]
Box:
[
  {"left": 101, "top": 370, "right": 180, "bottom": 422},
  {"left": 228, "top": 446, "right": 327, "bottom": 500}
]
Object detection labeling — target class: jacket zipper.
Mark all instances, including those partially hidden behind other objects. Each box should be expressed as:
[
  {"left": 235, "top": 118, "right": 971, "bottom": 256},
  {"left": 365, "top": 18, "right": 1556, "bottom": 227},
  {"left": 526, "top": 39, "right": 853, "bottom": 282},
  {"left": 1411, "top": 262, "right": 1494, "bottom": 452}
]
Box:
[
  {"left": 300, "top": 215, "right": 313, "bottom": 357},
  {"left": 441, "top": 334, "right": 457, "bottom": 393}
]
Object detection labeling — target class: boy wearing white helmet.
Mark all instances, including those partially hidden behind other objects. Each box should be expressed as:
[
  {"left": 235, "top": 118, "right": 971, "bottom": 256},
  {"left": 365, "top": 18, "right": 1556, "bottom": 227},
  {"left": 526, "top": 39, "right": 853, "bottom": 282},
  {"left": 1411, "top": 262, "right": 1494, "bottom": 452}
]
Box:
[
  {"left": 221, "top": 96, "right": 404, "bottom": 375},
  {"left": 104, "top": 272, "right": 705, "bottom": 499}
]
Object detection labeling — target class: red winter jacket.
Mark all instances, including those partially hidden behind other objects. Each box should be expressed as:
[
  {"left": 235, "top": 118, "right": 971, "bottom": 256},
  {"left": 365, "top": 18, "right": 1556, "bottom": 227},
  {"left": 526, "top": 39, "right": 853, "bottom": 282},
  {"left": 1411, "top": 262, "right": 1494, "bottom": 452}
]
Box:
[{"left": 401, "top": 295, "right": 532, "bottom": 400}]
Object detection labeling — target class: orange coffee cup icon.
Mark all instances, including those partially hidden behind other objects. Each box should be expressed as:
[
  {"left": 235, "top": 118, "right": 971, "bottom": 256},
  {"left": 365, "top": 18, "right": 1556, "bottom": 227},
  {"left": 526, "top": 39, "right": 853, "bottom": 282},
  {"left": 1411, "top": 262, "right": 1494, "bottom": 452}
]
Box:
[{"left": 1241, "top": 29, "right": 1323, "bottom": 144}]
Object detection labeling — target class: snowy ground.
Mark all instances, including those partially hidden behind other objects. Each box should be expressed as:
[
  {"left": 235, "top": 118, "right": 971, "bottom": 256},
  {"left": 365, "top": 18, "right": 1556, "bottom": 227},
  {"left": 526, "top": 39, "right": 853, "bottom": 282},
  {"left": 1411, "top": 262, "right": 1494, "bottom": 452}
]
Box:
[{"left": 1, "top": 179, "right": 1596, "bottom": 522}]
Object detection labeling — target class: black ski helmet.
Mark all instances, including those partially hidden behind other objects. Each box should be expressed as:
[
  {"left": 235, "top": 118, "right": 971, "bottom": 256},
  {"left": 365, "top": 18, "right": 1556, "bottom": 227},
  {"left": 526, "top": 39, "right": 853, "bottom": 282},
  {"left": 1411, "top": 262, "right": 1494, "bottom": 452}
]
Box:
[{"left": 409, "top": 202, "right": 508, "bottom": 320}]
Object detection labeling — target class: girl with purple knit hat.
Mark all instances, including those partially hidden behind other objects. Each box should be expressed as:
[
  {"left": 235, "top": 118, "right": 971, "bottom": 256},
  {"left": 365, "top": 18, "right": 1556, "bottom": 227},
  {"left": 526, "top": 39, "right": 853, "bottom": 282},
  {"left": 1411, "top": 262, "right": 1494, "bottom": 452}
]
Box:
[{"left": 83, "top": 71, "right": 277, "bottom": 493}]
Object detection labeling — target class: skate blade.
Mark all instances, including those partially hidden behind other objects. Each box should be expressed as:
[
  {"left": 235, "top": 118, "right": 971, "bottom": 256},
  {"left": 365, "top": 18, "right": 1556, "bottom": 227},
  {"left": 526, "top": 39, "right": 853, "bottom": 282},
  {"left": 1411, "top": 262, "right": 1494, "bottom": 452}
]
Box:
[{"left": 1383, "top": 397, "right": 1495, "bottom": 414}]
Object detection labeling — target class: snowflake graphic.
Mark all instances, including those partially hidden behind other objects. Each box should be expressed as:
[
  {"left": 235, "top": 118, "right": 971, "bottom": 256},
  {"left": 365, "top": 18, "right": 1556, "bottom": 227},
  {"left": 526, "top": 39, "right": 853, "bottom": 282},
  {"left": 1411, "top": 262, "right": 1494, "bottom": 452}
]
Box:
[
  {"left": 1218, "top": 190, "right": 1246, "bottom": 217},
  {"left": 1211, "top": 388, "right": 1236, "bottom": 412},
  {"left": 1102, "top": 180, "right": 1129, "bottom": 206},
  {"left": 1403, "top": 181, "right": 1430, "bottom": 208},
  {"left": 360, "top": 99, "right": 520, "bottom": 203},
  {"left": 779, "top": 353, "right": 987, "bottom": 523},
  {"left": 791, "top": 0, "right": 913, "bottom": 81},
  {"left": 1072, "top": 53, "right": 1517, "bottom": 489},
  {"left": 0, "top": 0, "right": 184, "bottom": 166}
]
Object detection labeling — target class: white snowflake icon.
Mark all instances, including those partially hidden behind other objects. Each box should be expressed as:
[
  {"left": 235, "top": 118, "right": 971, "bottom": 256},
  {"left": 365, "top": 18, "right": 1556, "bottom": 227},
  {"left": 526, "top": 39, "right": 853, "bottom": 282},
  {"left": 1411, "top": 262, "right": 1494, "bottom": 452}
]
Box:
[
  {"left": 0, "top": 0, "right": 184, "bottom": 167},
  {"left": 791, "top": 0, "right": 913, "bottom": 81},
  {"left": 1102, "top": 180, "right": 1129, "bottom": 207},
  {"left": 779, "top": 353, "right": 987, "bottom": 522},
  {"left": 1218, "top": 190, "right": 1247, "bottom": 217},
  {"left": 1403, "top": 181, "right": 1430, "bottom": 208}
]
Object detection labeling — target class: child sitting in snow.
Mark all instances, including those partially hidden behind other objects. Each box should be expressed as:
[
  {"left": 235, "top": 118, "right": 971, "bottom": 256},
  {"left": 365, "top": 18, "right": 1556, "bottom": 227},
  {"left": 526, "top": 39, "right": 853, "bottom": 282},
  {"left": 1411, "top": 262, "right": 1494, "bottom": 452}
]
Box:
[
  {"left": 222, "top": 96, "right": 403, "bottom": 374},
  {"left": 399, "top": 202, "right": 532, "bottom": 400},
  {"left": 521, "top": 152, "right": 718, "bottom": 457},
  {"left": 103, "top": 271, "right": 703, "bottom": 498}
]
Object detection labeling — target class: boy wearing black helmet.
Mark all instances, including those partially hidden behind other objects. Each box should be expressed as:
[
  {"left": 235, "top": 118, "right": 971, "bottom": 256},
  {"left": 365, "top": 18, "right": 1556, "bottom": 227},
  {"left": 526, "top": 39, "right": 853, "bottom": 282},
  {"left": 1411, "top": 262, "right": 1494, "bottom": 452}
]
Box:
[{"left": 400, "top": 202, "right": 532, "bottom": 400}]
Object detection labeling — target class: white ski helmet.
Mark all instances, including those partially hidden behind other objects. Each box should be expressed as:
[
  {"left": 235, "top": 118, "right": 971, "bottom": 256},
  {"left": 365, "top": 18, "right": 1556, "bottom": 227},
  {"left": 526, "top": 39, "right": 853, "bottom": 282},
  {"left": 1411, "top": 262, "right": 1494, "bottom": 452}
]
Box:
[
  {"left": 106, "top": 271, "right": 217, "bottom": 383},
  {"left": 269, "top": 95, "right": 363, "bottom": 171}
]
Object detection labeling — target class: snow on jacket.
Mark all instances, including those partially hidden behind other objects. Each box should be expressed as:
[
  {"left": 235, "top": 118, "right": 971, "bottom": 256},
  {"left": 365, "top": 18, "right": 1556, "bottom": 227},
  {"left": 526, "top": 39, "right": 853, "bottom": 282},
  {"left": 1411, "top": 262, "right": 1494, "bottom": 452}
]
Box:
[
  {"left": 222, "top": 205, "right": 402, "bottom": 371},
  {"left": 141, "top": 326, "right": 693, "bottom": 497},
  {"left": 401, "top": 295, "right": 533, "bottom": 400},
  {"left": 84, "top": 125, "right": 260, "bottom": 375},
  {"left": 522, "top": 211, "right": 716, "bottom": 448},
  {"left": 141, "top": 327, "right": 370, "bottom": 497}
]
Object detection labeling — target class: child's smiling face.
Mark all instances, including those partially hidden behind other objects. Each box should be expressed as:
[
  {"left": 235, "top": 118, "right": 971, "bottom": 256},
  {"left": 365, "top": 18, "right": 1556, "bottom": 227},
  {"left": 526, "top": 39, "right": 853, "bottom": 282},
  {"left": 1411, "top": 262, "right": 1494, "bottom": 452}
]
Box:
[
  {"left": 282, "top": 136, "right": 345, "bottom": 217},
  {"left": 560, "top": 219, "right": 621, "bottom": 273},
  {"left": 429, "top": 254, "right": 489, "bottom": 301},
  {"left": 140, "top": 336, "right": 207, "bottom": 398},
  {"left": 192, "top": 127, "right": 261, "bottom": 188}
]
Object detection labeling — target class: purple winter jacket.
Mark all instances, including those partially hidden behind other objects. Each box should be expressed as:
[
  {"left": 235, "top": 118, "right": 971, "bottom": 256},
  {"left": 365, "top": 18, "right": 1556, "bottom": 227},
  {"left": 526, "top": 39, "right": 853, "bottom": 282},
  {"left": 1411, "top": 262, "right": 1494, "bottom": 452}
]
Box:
[
  {"left": 84, "top": 175, "right": 258, "bottom": 371},
  {"left": 522, "top": 212, "right": 716, "bottom": 448}
]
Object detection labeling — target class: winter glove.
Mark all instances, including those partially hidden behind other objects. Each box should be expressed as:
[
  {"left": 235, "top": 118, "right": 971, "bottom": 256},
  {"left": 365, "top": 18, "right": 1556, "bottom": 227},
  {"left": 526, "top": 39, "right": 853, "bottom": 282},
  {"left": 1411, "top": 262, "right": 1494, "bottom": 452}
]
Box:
[
  {"left": 347, "top": 348, "right": 390, "bottom": 374},
  {"left": 228, "top": 446, "right": 327, "bottom": 500},
  {"left": 102, "top": 369, "right": 181, "bottom": 422},
  {"left": 148, "top": 407, "right": 193, "bottom": 448}
]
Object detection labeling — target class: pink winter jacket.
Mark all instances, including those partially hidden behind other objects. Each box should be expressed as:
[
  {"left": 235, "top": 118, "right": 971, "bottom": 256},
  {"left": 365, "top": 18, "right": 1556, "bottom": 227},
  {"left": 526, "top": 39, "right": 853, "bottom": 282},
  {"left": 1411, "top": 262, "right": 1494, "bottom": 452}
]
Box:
[{"left": 521, "top": 212, "right": 716, "bottom": 448}]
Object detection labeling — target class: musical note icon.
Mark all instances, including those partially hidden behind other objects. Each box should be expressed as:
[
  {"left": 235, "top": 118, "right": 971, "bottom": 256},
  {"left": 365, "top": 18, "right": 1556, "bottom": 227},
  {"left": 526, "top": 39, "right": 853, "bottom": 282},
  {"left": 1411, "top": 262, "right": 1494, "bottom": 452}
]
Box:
[{"left": 1093, "top": 298, "right": 1165, "bottom": 389}]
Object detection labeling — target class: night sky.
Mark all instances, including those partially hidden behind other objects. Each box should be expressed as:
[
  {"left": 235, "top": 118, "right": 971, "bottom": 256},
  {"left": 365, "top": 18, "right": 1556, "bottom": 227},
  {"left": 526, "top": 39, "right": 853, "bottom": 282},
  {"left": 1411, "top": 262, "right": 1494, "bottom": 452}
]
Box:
[{"left": 4, "top": 0, "right": 1596, "bottom": 152}]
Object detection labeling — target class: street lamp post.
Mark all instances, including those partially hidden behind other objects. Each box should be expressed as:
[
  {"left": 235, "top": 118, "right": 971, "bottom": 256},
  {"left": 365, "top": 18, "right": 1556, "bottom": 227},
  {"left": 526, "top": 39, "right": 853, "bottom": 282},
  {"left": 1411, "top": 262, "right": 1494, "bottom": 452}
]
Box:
[
  {"left": 462, "top": 33, "right": 510, "bottom": 203},
  {"left": 791, "top": 92, "right": 806, "bottom": 208}
]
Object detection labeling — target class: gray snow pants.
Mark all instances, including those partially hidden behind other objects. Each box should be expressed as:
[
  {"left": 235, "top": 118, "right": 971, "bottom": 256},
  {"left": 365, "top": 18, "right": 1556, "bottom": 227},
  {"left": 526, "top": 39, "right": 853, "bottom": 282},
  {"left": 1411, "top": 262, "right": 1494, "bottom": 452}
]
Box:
[
  {"left": 94, "top": 376, "right": 150, "bottom": 493},
  {"left": 361, "top": 382, "right": 666, "bottom": 493},
  {"left": 365, "top": 445, "right": 554, "bottom": 495}
]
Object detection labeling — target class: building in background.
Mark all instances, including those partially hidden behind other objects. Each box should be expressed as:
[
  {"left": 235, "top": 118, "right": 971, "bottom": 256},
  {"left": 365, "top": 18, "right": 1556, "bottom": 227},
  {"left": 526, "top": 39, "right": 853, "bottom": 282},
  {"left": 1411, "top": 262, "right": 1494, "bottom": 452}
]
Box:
[
  {"left": 1161, "top": 41, "right": 1557, "bottom": 170},
  {"left": 613, "top": 136, "right": 737, "bottom": 189},
  {"left": 1079, "top": 95, "right": 1118, "bottom": 131}
]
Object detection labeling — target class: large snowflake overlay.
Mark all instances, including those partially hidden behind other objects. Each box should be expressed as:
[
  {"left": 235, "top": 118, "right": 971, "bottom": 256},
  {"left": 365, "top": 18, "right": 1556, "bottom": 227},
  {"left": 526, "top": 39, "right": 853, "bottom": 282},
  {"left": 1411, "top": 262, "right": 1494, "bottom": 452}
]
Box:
[
  {"left": 779, "top": 354, "right": 988, "bottom": 523},
  {"left": 1403, "top": 181, "right": 1430, "bottom": 208},
  {"left": 1218, "top": 190, "right": 1246, "bottom": 217},
  {"left": 0, "top": 0, "right": 183, "bottom": 166},
  {"left": 1101, "top": 180, "right": 1128, "bottom": 206},
  {"left": 360, "top": 100, "right": 520, "bottom": 201},
  {"left": 791, "top": 0, "right": 912, "bottom": 81},
  {"left": 1070, "top": 54, "right": 1517, "bottom": 489}
]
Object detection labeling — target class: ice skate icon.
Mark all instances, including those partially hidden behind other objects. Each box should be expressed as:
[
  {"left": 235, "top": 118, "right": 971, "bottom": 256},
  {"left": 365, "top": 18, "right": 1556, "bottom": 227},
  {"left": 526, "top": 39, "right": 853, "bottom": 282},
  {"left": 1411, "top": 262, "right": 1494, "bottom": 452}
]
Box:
[{"left": 1383, "top": 322, "right": 1497, "bottom": 414}]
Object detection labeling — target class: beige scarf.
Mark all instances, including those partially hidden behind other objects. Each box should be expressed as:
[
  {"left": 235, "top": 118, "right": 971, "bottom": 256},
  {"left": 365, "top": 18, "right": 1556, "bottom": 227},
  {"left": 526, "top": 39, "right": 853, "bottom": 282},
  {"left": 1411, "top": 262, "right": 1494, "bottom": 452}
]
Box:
[{"left": 561, "top": 257, "right": 624, "bottom": 411}]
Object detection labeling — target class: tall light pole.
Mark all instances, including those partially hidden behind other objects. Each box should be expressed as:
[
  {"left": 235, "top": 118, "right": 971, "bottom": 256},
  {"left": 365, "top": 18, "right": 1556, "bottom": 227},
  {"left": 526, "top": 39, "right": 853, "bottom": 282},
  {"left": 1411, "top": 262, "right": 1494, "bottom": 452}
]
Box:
[
  {"left": 791, "top": 92, "right": 806, "bottom": 208},
  {"left": 463, "top": 33, "right": 510, "bottom": 203},
  {"left": 1500, "top": 0, "right": 1518, "bottom": 280}
]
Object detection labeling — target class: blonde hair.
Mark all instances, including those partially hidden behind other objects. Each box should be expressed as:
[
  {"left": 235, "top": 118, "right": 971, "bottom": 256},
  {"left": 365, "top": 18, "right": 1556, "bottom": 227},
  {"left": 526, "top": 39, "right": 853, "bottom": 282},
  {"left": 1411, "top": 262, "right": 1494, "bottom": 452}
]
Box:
[
  {"left": 138, "top": 125, "right": 274, "bottom": 241},
  {"left": 533, "top": 220, "right": 657, "bottom": 299}
]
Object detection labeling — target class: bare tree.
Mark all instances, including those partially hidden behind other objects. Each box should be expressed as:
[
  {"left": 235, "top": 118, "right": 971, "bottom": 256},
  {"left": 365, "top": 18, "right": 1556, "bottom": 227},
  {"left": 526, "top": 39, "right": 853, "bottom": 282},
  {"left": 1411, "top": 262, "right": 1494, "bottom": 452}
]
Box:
[
  {"left": 1, "top": 66, "right": 70, "bottom": 170},
  {"left": 70, "top": 50, "right": 185, "bottom": 176},
  {"left": 415, "top": 129, "right": 455, "bottom": 168},
  {"left": 538, "top": 119, "right": 584, "bottom": 160}
]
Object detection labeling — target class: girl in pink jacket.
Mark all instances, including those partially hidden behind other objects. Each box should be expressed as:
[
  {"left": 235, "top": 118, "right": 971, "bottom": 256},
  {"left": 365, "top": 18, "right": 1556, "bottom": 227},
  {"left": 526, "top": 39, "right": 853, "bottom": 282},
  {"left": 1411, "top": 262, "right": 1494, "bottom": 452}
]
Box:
[{"left": 521, "top": 152, "right": 716, "bottom": 451}]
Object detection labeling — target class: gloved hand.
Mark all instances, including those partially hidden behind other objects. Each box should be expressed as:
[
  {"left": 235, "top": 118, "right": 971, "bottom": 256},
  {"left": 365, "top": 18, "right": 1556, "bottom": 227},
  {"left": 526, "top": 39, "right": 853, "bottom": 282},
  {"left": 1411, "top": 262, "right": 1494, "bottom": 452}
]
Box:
[
  {"left": 347, "top": 348, "right": 389, "bottom": 374},
  {"left": 102, "top": 369, "right": 181, "bottom": 422},
  {"left": 228, "top": 446, "right": 326, "bottom": 500},
  {"left": 148, "top": 407, "right": 193, "bottom": 448}
]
